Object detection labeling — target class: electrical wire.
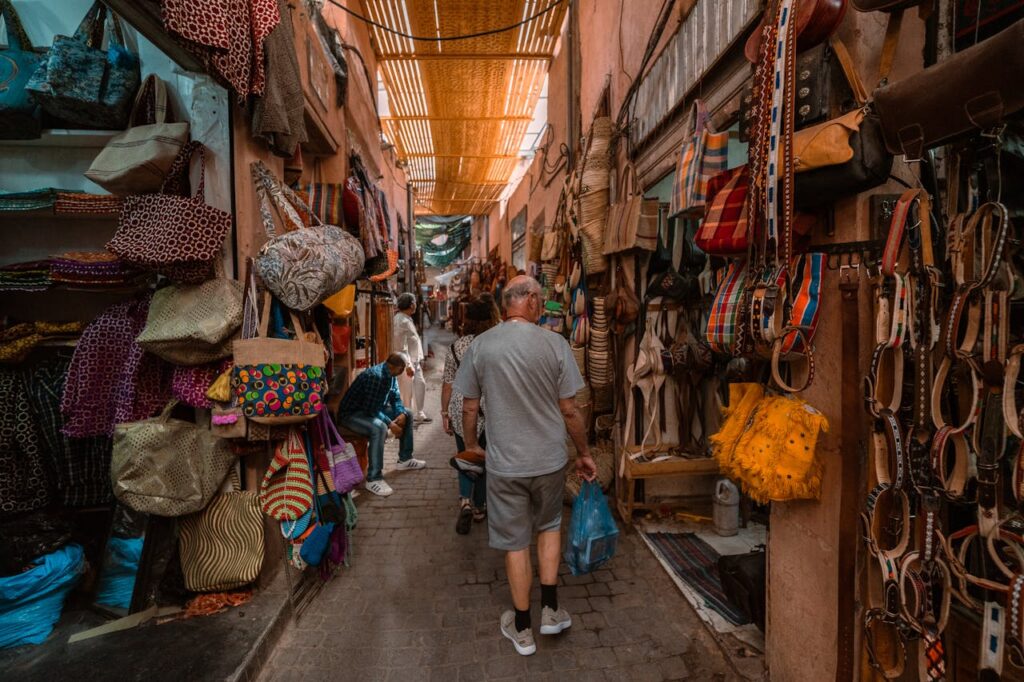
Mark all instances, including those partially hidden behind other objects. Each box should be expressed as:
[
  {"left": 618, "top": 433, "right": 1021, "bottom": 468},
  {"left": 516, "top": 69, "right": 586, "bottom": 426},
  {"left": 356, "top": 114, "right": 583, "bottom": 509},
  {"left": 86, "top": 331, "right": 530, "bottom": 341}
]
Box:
[{"left": 326, "top": 0, "right": 565, "bottom": 42}]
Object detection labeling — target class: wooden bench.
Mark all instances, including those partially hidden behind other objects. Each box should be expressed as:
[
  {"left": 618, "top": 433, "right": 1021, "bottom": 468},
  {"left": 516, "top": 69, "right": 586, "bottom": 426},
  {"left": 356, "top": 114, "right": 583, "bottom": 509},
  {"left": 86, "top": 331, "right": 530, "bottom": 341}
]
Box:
[{"left": 615, "top": 445, "right": 720, "bottom": 525}]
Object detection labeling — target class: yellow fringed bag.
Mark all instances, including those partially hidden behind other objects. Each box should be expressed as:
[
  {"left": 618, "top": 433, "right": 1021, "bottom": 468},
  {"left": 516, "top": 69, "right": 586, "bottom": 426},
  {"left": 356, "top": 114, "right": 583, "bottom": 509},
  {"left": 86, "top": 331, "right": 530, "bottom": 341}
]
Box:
[{"left": 711, "top": 387, "right": 829, "bottom": 503}]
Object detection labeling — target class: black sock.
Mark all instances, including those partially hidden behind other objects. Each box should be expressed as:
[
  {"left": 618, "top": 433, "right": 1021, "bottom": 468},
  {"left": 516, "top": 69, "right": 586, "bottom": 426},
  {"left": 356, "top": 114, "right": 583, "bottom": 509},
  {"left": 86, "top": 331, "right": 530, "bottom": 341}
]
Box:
[
  {"left": 514, "top": 608, "right": 531, "bottom": 631},
  {"left": 541, "top": 584, "right": 558, "bottom": 611}
]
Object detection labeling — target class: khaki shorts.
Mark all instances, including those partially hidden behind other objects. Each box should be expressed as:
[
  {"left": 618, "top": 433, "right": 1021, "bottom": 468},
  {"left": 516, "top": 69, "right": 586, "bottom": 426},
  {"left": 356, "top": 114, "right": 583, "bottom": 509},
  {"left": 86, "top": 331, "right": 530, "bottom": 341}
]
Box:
[{"left": 486, "top": 469, "right": 565, "bottom": 551}]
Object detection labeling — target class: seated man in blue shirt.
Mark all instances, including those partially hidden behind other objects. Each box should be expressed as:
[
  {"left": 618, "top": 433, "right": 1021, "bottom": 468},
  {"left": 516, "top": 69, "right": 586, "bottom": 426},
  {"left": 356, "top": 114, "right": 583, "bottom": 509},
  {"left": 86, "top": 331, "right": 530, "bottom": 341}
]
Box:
[{"left": 337, "top": 353, "right": 426, "bottom": 497}]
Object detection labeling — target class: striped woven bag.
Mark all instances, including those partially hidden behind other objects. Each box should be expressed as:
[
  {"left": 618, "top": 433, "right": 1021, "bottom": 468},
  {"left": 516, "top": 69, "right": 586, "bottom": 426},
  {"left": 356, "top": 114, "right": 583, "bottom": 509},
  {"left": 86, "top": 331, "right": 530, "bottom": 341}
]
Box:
[
  {"left": 179, "top": 473, "right": 264, "bottom": 593},
  {"left": 671, "top": 100, "right": 729, "bottom": 216},
  {"left": 259, "top": 428, "right": 315, "bottom": 521},
  {"left": 705, "top": 261, "right": 749, "bottom": 354}
]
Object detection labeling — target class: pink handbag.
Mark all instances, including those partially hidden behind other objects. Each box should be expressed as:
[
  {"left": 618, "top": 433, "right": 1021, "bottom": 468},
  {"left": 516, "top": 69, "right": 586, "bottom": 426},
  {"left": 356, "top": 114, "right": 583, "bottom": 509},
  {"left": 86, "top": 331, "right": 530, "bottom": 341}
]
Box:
[
  {"left": 107, "top": 141, "right": 230, "bottom": 283},
  {"left": 317, "top": 411, "right": 363, "bottom": 494}
]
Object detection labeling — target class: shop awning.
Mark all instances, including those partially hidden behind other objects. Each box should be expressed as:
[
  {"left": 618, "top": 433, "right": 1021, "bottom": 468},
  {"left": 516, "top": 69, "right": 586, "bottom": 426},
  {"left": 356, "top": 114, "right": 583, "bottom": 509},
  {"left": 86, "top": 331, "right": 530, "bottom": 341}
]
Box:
[{"left": 360, "top": 0, "right": 567, "bottom": 216}]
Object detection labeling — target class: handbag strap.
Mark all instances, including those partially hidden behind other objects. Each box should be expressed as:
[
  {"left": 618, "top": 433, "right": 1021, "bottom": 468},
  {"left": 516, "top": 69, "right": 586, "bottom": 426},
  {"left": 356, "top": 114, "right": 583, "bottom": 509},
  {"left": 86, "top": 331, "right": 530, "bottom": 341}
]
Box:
[
  {"left": 72, "top": 1, "right": 104, "bottom": 47},
  {"left": 241, "top": 258, "right": 260, "bottom": 340},
  {"left": 129, "top": 75, "right": 170, "bottom": 127},
  {"left": 251, "top": 161, "right": 321, "bottom": 239},
  {"left": 0, "top": 0, "right": 34, "bottom": 51},
  {"left": 257, "top": 291, "right": 308, "bottom": 340},
  {"left": 829, "top": 37, "right": 870, "bottom": 107},
  {"left": 160, "top": 141, "right": 206, "bottom": 197}
]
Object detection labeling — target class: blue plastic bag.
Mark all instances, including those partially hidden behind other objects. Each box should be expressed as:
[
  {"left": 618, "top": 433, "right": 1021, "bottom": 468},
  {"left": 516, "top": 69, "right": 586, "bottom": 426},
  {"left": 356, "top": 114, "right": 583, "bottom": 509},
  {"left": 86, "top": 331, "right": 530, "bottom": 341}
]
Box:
[
  {"left": 95, "top": 536, "right": 144, "bottom": 610},
  {"left": 564, "top": 481, "right": 620, "bottom": 576},
  {"left": 0, "top": 543, "right": 84, "bottom": 648}
]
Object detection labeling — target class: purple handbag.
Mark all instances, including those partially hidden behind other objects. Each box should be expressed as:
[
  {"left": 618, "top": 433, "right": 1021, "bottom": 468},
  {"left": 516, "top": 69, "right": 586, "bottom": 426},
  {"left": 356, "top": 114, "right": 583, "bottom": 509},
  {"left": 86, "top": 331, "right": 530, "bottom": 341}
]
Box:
[{"left": 318, "top": 412, "right": 364, "bottom": 494}]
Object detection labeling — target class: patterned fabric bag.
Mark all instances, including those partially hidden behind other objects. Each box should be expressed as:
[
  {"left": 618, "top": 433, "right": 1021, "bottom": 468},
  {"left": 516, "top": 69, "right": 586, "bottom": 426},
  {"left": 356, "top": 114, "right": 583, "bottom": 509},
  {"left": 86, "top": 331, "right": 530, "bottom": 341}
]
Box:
[
  {"left": 697, "top": 166, "right": 750, "bottom": 256},
  {"left": 260, "top": 428, "right": 315, "bottom": 521},
  {"left": 110, "top": 401, "right": 236, "bottom": 517},
  {"left": 61, "top": 296, "right": 172, "bottom": 438},
  {"left": 136, "top": 279, "right": 243, "bottom": 365},
  {"left": 251, "top": 161, "right": 365, "bottom": 311},
  {"left": 777, "top": 253, "right": 825, "bottom": 355},
  {"left": 24, "top": 2, "right": 140, "bottom": 130},
  {"left": 178, "top": 474, "right": 264, "bottom": 593},
  {"left": 231, "top": 293, "right": 327, "bottom": 424},
  {"left": 0, "top": 0, "right": 44, "bottom": 139},
  {"left": 317, "top": 411, "right": 363, "bottom": 494},
  {"left": 107, "top": 142, "right": 230, "bottom": 283},
  {"left": 706, "top": 261, "right": 749, "bottom": 354},
  {"left": 671, "top": 100, "right": 729, "bottom": 216}
]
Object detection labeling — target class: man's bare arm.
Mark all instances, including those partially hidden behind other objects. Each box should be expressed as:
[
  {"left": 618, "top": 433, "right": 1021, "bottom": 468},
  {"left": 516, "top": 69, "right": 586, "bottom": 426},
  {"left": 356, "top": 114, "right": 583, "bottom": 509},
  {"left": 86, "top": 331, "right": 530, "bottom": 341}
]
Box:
[{"left": 462, "top": 397, "right": 481, "bottom": 450}]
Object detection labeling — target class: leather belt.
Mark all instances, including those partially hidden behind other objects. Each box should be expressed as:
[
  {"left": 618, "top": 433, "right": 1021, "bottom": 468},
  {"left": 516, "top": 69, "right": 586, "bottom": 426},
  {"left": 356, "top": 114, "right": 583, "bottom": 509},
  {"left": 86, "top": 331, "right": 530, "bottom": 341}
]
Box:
[
  {"left": 1004, "top": 344, "right": 1024, "bottom": 439},
  {"left": 930, "top": 355, "right": 982, "bottom": 434},
  {"left": 930, "top": 425, "right": 970, "bottom": 499}
]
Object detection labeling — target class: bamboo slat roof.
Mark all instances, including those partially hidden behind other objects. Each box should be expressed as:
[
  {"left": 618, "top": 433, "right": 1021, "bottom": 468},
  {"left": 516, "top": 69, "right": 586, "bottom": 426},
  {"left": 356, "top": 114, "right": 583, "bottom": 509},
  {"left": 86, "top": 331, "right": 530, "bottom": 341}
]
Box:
[{"left": 363, "top": 0, "right": 566, "bottom": 215}]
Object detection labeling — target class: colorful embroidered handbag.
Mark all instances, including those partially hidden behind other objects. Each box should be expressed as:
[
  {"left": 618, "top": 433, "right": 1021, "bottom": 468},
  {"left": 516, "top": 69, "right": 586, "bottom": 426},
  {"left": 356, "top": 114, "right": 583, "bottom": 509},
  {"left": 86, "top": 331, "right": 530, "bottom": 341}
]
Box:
[
  {"left": 0, "top": 0, "right": 44, "bottom": 139},
  {"left": 259, "top": 428, "right": 315, "bottom": 521},
  {"left": 251, "top": 161, "right": 366, "bottom": 312},
  {"left": 107, "top": 142, "right": 231, "bottom": 283},
  {"left": 671, "top": 99, "right": 729, "bottom": 216},
  {"left": 24, "top": 2, "right": 140, "bottom": 130},
  {"left": 697, "top": 167, "right": 750, "bottom": 256},
  {"left": 231, "top": 294, "right": 327, "bottom": 424},
  {"left": 706, "top": 261, "right": 749, "bottom": 355}
]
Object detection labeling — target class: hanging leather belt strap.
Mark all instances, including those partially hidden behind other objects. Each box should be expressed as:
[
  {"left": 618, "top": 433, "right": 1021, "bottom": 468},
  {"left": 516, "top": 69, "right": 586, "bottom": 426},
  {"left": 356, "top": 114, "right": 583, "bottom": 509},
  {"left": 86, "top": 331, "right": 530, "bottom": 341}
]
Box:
[
  {"left": 836, "top": 265, "right": 861, "bottom": 682},
  {"left": 1005, "top": 344, "right": 1024, "bottom": 439}
]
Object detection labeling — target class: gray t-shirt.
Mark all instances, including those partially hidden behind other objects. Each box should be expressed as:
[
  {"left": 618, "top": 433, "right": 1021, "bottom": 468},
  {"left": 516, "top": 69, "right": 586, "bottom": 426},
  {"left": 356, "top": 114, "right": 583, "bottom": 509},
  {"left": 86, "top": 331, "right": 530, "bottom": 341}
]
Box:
[{"left": 453, "top": 321, "right": 585, "bottom": 478}]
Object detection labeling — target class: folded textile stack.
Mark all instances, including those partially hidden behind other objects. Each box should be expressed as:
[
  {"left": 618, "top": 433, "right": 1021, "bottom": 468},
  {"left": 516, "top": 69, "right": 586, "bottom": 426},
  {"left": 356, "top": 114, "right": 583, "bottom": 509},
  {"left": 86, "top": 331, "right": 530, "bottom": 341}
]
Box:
[
  {"left": 49, "top": 251, "right": 146, "bottom": 289},
  {"left": 0, "top": 260, "right": 51, "bottom": 291},
  {"left": 0, "top": 321, "right": 84, "bottom": 363},
  {"left": 0, "top": 188, "right": 66, "bottom": 212},
  {"left": 54, "top": 192, "right": 123, "bottom": 215}
]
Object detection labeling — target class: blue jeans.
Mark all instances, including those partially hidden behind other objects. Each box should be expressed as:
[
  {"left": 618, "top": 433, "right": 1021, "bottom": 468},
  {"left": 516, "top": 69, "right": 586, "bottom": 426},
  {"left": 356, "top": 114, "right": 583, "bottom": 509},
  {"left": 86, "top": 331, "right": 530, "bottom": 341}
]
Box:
[
  {"left": 454, "top": 433, "right": 487, "bottom": 508},
  {"left": 339, "top": 407, "right": 413, "bottom": 482}
]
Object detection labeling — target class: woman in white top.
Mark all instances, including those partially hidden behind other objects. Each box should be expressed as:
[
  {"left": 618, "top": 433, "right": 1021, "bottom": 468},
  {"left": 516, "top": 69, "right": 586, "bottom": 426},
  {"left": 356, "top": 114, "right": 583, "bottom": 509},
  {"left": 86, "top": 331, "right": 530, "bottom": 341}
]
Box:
[{"left": 441, "top": 293, "right": 500, "bottom": 535}]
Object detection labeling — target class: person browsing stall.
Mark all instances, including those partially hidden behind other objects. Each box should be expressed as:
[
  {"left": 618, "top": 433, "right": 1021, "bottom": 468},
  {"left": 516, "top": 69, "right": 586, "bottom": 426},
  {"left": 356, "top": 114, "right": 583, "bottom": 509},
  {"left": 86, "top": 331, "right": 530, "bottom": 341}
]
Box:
[
  {"left": 453, "top": 276, "right": 597, "bottom": 656},
  {"left": 336, "top": 353, "right": 426, "bottom": 497},
  {"left": 392, "top": 293, "right": 430, "bottom": 423}
]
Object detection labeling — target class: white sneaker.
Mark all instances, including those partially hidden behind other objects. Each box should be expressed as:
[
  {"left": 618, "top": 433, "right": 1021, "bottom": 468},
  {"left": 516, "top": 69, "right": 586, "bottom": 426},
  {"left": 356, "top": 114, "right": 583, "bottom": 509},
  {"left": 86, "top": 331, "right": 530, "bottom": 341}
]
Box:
[
  {"left": 500, "top": 610, "right": 536, "bottom": 656},
  {"left": 395, "top": 458, "right": 426, "bottom": 470},
  {"left": 415, "top": 412, "right": 433, "bottom": 423},
  {"left": 364, "top": 480, "right": 393, "bottom": 497},
  {"left": 540, "top": 606, "right": 572, "bottom": 635}
]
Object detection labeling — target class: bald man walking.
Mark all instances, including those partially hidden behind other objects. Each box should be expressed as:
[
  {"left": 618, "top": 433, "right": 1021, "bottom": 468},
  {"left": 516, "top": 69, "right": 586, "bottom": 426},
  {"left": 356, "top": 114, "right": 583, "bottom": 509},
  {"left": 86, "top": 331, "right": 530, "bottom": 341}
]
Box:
[{"left": 454, "top": 276, "right": 597, "bottom": 656}]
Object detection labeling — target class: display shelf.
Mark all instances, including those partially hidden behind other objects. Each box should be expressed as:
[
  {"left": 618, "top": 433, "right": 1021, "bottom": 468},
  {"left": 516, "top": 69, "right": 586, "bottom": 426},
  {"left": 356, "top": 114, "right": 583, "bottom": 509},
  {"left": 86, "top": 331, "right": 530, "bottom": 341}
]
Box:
[
  {"left": 0, "top": 129, "right": 120, "bottom": 148},
  {"left": 0, "top": 207, "right": 120, "bottom": 219}
]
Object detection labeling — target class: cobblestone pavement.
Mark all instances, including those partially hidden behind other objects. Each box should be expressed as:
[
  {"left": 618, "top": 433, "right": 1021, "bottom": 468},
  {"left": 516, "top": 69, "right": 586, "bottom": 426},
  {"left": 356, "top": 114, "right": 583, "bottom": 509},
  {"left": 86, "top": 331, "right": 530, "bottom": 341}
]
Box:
[{"left": 259, "top": 331, "right": 752, "bottom": 682}]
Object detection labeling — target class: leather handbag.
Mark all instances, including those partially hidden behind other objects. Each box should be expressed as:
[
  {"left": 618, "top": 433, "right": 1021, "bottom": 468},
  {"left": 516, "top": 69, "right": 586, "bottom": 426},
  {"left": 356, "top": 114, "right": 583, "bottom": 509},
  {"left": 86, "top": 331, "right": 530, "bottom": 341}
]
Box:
[
  {"left": 85, "top": 75, "right": 190, "bottom": 195},
  {"left": 110, "top": 401, "right": 237, "bottom": 517},
  {"left": 874, "top": 18, "right": 1024, "bottom": 159},
  {"left": 107, "top": 142, "right": 231, "bottom": 283},
  {"left": 25, "top": 2, "right": 140, "bottom": 130},
  {"left": 697, "top": 166, "right": 749, "bottom": 256},
  {"left": 251, "top": 161, "right": 366, "bottom": 312},
  {"left": 706, "top": 261, "right": 749, "bottom": 355},
  {"left": 136, "top": 279, "right": 243, "bottom": 366},
  {"left": 718, "top": 548, "right": 767, "bottom": 631},
  {"left": 793, "top": 39, "right": 893, "bottom": 207},
  {"left": 606, "top": 266, "right": 640, "bottom": 335},
  {"left": 230, "top": 294, "right": 328, "bottom": 425},
  {"left": 671, "top": 100, "right": 729, "bottom": 216},
  {"left": 178, "top": 477, "right": 264, "bottom": 593},
  {"left": 0, "top": 0, "right": 44, "bottom": 139},
  {"left": 603, "top": 163, "right": 658, "bottom": 255}
]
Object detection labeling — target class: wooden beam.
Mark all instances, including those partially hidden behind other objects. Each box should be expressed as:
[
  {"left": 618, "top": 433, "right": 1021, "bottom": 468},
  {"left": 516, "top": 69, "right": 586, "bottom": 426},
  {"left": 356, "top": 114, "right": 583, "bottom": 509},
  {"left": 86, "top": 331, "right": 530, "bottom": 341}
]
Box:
[
  {"left": 409, "top": 180, "right": 510, "bottom": 187},
  {"left": 402, "top": 153, "right": 520, "bottom": 159},
  {"left": 378, "top": 52, "right": 551, "bottom": 61},
  {"left": 384, "top": 116, "right": 534, "bottom": 122}
]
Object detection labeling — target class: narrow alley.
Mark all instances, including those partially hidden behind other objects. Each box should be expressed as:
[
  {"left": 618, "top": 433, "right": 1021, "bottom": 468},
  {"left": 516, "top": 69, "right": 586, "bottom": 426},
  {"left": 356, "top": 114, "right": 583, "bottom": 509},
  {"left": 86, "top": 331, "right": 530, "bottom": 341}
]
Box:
[{"left": 259, "top": 331, "right": 746, "bottom": 682}]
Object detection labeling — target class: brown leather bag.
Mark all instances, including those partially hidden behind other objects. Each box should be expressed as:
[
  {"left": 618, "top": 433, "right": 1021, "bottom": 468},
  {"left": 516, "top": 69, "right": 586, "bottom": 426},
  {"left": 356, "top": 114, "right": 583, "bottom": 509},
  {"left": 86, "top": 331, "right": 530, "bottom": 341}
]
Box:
[
  {"left": 851, "top": 0, "right": 920, "bottom": 10},
  {"left": 606, "top": 265, "right": 640, "bottom": 335},
  {"left": 874, "top": 18, "right": 1024, "bottom": 159}
]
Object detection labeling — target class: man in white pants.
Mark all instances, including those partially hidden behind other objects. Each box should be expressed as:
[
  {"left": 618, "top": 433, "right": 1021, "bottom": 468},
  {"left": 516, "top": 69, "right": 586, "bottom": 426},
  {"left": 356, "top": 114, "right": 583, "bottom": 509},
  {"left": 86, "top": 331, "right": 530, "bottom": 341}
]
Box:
[{"left": 393, "top": 292, "right": 430, "bottom": 423}]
